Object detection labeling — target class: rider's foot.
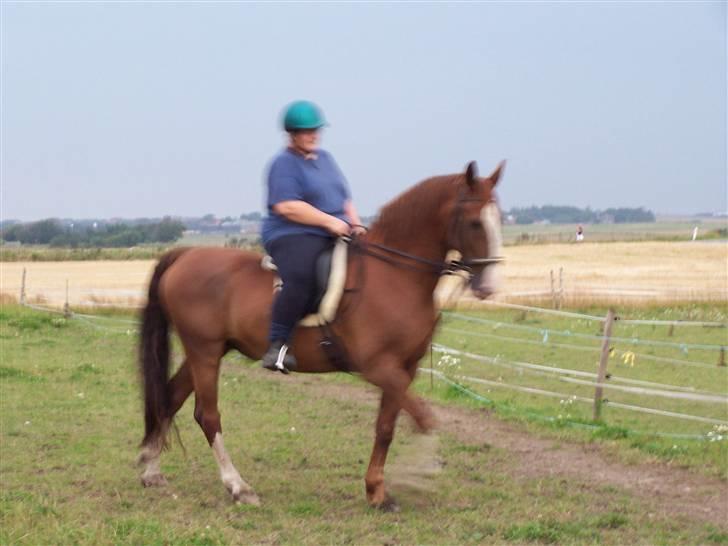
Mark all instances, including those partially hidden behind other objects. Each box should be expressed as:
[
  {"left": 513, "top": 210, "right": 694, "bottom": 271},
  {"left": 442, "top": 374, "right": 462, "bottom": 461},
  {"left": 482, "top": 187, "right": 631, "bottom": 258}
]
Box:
[{"left": 261, "top": 340, "right": 297, "bottom": 374}]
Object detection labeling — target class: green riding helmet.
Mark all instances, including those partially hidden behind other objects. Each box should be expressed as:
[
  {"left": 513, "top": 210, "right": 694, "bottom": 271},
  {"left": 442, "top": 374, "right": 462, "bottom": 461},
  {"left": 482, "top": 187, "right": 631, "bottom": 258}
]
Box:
[{"left": 282, "top": 100, "right": 327, "bottom": 132}]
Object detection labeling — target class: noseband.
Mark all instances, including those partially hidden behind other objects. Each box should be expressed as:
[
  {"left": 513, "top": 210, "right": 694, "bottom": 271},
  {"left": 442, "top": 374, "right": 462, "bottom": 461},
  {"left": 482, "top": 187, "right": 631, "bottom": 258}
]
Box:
[{"left": 352, "top": 193, "right": 504, "bottom": 278}]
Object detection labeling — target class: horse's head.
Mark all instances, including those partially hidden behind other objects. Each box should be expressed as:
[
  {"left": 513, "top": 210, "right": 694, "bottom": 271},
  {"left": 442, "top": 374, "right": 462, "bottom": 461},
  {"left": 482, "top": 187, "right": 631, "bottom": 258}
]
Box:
[{"left": 447, "top": 160, "right": 505, "bottom": 299}]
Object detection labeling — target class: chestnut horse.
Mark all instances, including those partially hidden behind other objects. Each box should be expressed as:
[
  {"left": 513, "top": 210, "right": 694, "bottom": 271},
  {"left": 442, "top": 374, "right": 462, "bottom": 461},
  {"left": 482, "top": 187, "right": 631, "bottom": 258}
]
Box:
[{"left": 137, "top": 160, "right": 504, "bottom": 509}]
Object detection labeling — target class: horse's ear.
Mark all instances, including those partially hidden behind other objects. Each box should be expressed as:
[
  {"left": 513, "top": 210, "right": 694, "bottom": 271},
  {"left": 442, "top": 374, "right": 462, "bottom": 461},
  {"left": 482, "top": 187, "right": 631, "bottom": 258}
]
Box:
[
  {"left": 465, "top": 161, "right": 478, "bottom": 188},
  {"left": 488, "top": 160, "right": 506, "bottom": 186}
]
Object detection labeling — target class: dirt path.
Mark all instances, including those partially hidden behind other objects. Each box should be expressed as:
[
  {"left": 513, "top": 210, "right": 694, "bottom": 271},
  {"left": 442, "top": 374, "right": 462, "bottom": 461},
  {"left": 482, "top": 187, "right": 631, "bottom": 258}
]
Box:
[{"left": 284, "top": 373, "right": 728, "bottom": 527}]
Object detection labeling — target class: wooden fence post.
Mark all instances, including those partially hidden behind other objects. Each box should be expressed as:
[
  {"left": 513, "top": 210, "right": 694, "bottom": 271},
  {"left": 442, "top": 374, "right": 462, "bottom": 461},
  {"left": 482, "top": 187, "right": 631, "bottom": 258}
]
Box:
[
  {"left": 558, "top": 267, "right": 564, "bottom": 310},
  {"left": 20, "top": 268, "right": 26, "bottom": 305},
  {"left": 63, "top": 279, "right": 71, "bottom": 318},
  {"left": 593, "top": 308, "right": 616, "bottom": 421},
  {"left": 430, "top": 344, "right": 434, "bottom": 390},
  {"left": 550, "top": 270, "right": 556, "bottom": 309},
  {"left": 719, "top": 347, "right": 726, "bottom": 368}
]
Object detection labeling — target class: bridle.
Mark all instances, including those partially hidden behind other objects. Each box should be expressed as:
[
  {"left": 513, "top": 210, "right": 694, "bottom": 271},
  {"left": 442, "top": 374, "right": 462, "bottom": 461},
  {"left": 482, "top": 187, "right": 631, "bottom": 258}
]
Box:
[{"left": 350, "top": 192, "right": 504, "bottom": 279}]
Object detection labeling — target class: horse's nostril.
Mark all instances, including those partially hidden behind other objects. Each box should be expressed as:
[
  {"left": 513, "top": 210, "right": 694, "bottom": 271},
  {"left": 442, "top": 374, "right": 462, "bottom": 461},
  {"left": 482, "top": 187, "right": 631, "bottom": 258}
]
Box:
[{"left": 473, "top": 287, "right": 494, "bottom": 300}]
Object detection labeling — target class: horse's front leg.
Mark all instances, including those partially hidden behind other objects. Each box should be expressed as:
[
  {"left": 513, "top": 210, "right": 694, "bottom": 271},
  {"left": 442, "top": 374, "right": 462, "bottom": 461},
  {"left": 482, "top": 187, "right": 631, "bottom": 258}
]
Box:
[
  {"left": 365, "top": 392, "right": 401, "bottom": 510},
  {"left": 363, "top": 365, "right": 437, "bottom": 510}
]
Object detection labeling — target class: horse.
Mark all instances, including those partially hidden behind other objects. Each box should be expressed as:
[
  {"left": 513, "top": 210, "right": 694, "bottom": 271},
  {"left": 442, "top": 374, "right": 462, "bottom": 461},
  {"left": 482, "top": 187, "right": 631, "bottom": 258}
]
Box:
[{"left": 137, "top": 160, "right": 505, "bottom": 510}]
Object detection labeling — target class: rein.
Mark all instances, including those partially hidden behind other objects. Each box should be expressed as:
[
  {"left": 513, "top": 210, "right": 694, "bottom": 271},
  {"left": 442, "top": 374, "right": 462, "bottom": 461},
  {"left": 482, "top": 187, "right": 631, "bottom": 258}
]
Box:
[{"left": 352, "top": 239, "right": 501, "bottom": 277}]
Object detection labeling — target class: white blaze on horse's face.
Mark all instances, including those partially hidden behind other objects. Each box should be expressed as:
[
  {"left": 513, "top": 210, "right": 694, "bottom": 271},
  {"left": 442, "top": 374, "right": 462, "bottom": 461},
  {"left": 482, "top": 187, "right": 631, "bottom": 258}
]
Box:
[{"left": 472, "top": 201, "right": 502, "bottom": 299}]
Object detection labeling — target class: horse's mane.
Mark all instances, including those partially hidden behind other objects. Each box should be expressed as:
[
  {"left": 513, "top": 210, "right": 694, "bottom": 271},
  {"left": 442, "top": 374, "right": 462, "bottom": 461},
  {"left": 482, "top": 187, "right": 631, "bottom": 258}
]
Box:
[{"left": 368, "top": 175, "right": 460, "bottom": 242}]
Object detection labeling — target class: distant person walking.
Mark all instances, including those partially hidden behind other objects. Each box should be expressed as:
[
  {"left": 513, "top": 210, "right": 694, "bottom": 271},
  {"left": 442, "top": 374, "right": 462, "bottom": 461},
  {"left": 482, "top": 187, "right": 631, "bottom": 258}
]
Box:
[
  {"left": 576, "top": 225, "right": 584, "bottom": 242},
  {"left": 260, "top": 100, "right": 363, "bottom": 373}
]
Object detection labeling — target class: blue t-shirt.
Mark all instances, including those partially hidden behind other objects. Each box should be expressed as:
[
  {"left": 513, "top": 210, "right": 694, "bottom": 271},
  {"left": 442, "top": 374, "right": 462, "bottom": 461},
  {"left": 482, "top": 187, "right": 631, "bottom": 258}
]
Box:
[{"left": 262, "top": 148, "right": 352, "bottom": 244}]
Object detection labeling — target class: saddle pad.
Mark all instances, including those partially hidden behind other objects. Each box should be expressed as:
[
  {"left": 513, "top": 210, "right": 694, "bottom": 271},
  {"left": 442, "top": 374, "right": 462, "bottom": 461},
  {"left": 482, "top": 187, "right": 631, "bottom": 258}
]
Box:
[{"left": 260, "top": 238, "right": 348, "bottom": 327}]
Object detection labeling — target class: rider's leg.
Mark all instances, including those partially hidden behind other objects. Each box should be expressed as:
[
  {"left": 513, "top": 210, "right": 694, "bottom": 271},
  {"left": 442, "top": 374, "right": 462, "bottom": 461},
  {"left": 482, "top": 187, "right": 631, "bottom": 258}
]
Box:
[{"left": 262, "top": 234, "right": 333, "bottom": 372}]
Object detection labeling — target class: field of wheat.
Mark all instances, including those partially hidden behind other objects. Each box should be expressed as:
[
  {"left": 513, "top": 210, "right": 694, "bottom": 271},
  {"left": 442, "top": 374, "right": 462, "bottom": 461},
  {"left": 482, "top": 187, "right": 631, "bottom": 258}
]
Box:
[{"left": 1, "top": 241, "right": 725, "bottom": 307}]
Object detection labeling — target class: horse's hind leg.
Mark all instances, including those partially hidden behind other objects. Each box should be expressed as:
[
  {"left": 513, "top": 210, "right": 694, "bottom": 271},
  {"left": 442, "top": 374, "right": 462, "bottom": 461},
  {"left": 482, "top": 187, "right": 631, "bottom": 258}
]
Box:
[
  {"left": 188, "top": 345, "right": 260, "bottom": 505},
  {"left": 140, "top": 362, "right": 194, "bottom": 486}
]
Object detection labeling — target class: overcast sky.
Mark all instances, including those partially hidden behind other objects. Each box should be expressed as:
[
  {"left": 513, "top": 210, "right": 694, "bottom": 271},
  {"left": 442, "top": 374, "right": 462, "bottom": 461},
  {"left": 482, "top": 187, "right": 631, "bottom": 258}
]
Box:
[{"left": 1, "top": 2, "right": 725, "bottom": 221}]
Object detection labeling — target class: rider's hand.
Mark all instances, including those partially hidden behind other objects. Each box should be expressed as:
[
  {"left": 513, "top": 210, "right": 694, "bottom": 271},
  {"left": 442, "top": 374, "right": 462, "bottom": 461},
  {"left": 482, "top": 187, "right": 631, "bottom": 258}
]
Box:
[{"left": 325, "top": 216, "right": 352, "bottom": 237}]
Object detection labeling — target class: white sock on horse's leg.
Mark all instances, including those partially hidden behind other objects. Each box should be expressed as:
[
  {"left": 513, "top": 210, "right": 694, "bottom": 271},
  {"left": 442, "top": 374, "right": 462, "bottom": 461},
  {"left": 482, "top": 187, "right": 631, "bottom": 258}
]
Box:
[
  {"left": 211, "top": 432, "right": 260, "bottom": 505},
  {"left": 138, "top": 420, "right": 169, "bottom": 487}
]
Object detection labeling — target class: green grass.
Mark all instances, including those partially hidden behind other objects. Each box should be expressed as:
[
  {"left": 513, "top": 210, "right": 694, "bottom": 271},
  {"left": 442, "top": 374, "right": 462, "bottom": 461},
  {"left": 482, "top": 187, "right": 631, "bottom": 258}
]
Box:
[{"left": 1, "top": 304, "right": 726, "bottom": 544}]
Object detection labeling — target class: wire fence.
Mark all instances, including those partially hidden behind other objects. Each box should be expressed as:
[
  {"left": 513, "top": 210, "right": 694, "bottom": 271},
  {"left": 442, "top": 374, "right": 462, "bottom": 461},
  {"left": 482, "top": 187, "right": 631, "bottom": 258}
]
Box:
[
  {"left": 432, "top": 304, "right": 728, "bottom": 440},
  {"left": 12, "top": 273, "right": 728, "bottom": 441}
]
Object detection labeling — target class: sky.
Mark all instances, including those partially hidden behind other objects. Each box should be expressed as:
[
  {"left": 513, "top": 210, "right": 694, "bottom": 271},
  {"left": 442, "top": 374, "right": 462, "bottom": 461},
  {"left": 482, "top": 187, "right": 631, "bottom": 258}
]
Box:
[{"left": 1, "top": 1, "right": 726, "bottom": 221}]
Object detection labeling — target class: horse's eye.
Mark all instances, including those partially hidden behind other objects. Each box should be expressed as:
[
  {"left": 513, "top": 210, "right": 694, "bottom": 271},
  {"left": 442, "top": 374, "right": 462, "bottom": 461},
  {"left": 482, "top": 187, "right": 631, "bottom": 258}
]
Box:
[{"left": 469, "top": 220, "right": 482, "bottom": 229}]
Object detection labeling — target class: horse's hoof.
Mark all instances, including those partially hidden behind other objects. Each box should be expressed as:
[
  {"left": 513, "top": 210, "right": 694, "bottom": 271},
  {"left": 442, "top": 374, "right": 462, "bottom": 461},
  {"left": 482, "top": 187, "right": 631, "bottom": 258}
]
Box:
[
  {"left": 374, "top": 496, "right": 400, "bottom": 513},
  {"left": 227, "top": 481, "right": 260, "bottom": 506},
  {"left": 141, "top": 473, "right": 168, "bottom": 487},
  {"left": 233, "top": 490, "right": 261, "bottom": 506}
]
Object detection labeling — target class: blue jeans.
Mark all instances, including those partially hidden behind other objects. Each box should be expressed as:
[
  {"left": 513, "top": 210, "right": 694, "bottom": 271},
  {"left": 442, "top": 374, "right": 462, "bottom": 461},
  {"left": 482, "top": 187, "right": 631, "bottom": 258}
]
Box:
[{"left": 265, "top": 234, "right": 334, "bottom": 343}]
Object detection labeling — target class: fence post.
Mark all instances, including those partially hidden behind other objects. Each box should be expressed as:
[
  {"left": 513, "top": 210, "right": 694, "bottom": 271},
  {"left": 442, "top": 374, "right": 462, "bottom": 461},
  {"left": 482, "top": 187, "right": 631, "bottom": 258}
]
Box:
[
  {"left": 63, "top": 279, "right": 71, "bottom": 318},
  {"left": 430, "top": 344, "right": 434, "bottom": 390},
  {"left": 593, "top": 308, "right": 616, "bottom": 421},
  {"left": 550, "top": 270, "right": 556, "bottom": 309},
  {"left": 558, "top": 267, "right": 564, "bottom": 310},
  {"left": 20, "top": 268, "right": 26, "bottom": 305},
  {"left": 719, "top": 347, "right": 726, "bottom": 368},
  {"left": 668, "top": 324, "right": 674, "bottom": 337}
]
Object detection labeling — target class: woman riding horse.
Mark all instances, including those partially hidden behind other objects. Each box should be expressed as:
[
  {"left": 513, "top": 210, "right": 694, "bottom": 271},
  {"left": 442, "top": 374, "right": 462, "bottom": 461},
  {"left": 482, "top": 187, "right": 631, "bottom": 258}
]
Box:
[
  {"left": 261, "top": 100, "right": 363, "bottom": 373},
  {"left": 137, "top": 151, "right": 505, "bottom": 510}
]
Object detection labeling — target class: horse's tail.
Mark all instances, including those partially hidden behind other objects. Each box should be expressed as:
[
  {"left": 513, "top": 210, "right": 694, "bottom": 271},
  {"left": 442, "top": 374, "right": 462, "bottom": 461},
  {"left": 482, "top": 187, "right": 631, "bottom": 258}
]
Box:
[{"left": 139, "top": 247, "right": 189, "bottom": 446}]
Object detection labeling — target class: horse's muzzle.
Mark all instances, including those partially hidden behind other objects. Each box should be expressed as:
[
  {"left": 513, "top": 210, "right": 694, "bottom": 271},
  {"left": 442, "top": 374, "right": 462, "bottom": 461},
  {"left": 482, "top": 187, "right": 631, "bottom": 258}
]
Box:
[{"left": 471, "top": 268, "right": 498, "bottom": 300}]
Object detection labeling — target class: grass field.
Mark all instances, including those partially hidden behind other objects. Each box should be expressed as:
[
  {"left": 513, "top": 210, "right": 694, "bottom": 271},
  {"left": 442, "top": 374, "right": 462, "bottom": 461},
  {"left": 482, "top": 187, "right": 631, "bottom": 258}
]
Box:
[
  {"left": 1, "top": 304, "right": 726, "bottom": 545},
  {"left": 2, "top": 241, "right": 726, "bottom": 308},
  {"left": 501, "top": 219, "right": 727, "bottom": 245},
  {"left": 430, "top": 305, "right": 728, "bottom": 476}
]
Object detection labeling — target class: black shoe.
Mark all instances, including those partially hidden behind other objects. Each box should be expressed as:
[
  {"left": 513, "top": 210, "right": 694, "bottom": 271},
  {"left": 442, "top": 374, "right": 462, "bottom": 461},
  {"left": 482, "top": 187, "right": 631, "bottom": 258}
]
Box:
[{"left": 261, "top": 340, "right": 297, "bottom": 374}]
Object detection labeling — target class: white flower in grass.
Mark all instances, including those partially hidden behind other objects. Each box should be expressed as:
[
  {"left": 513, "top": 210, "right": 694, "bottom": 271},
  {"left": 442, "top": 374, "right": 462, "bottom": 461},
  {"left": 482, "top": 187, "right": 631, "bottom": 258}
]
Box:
[
  {"left": 707, "top": 425, "right": 728, "bottom": 442},
  {"left": 436, "top": 354, "right": 461, "bottom": 371},
  {"left": 77, "top": 392, "right": 85, "bottom": 399}
]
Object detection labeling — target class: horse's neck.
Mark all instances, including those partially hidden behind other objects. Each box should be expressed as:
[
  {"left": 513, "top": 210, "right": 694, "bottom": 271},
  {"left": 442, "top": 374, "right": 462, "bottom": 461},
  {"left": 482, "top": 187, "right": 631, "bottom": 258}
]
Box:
[
  {"left": 363, "top": 206, "right": 450, "bottom": 299},
  {"left": 366, "top": 215, "right": 448, "bottom": 265}
]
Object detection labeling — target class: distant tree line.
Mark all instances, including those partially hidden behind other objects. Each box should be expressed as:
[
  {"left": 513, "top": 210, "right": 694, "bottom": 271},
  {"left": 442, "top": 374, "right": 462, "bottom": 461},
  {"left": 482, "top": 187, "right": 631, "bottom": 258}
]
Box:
[
  {"left": 506, "top": 206, "right": 655, "bottom": 225},
  {"left": 1, "top": 218, "right": 186, "bottom": 247}
]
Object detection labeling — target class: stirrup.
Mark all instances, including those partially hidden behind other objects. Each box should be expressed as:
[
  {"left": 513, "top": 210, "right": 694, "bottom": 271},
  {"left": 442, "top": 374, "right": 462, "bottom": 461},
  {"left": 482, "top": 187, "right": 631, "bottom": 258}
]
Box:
[{"left": 262, "top": 343, "right": 296, "bottom": 374}]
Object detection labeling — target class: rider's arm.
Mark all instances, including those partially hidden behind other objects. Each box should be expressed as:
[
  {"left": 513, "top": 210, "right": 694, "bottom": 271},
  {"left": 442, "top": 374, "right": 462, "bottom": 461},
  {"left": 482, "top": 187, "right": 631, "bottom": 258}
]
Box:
[
  {"left": 273, "top": 200, "right": 349, "bottom": 236},
  {"left": 344, "top": 200, "right": 363, "bottom": 228}
]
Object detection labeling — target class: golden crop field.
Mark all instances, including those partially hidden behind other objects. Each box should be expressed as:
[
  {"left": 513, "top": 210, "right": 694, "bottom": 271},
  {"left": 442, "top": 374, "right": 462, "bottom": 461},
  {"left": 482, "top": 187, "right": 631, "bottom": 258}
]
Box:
[{"left": 1, "top": 241, "right": 726, "bottom": 308}]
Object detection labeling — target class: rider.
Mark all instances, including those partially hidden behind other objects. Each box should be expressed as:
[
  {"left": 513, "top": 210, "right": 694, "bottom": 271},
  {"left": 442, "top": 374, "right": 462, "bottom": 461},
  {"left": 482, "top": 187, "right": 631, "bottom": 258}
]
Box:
[{"left": 261, "top": 100, "right": 363, "bottom": 372}]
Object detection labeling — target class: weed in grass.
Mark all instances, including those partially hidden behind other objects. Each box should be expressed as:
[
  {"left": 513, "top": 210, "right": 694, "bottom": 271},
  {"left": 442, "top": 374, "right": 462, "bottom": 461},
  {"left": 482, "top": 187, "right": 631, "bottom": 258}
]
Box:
[
  {"left": 0, "top": 366, "right": 45, "bottom": 382},
  {"left": 705, "top": 528, "right": 728, "bottom": 544},
  {"left": 4, "top": 313, "right": 65, "bottom": 331},
  {"left": 591, "top": 425, "right": 631, "bottom": 440},
  {"left": 70, "top": 363, "right": 101, "bottom": 380},
  {"left": 503, "top": 521, "right": 565, "bottom": 543},
  {"left": 452, "top": 442, "right": 492, "bottom": 454},
  {"left": 592, "top": 511, "right": 629, "bottom": 529},
  {"left": 460, "top": 523, "right": 497, "bottom": 543},
  {"left": 289, "top": 500, "right": 324, "bottom": 517}
]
